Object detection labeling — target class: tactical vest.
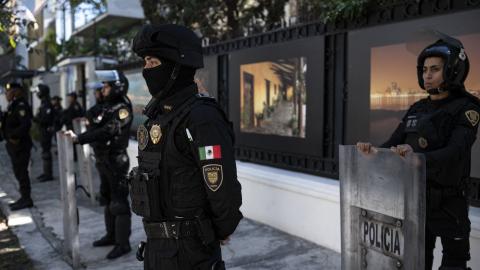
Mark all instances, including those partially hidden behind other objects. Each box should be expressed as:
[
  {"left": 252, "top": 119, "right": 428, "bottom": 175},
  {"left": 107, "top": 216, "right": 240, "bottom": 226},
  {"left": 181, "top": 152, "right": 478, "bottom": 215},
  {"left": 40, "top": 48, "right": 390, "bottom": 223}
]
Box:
[
  {"left": 97, "top": 102, "right": 131, "bottom": 151},
  {"left": 403, "top": 97, "right": 470, "bottom": 187},
  {"left": 130, "top": 96, "right": 223, "bottom": 221}
]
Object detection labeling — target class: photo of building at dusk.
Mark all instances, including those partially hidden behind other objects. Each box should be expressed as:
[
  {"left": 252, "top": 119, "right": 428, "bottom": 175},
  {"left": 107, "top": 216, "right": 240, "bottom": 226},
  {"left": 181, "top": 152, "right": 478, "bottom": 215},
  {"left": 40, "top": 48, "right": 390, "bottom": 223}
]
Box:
[{"left": 240, "top": 58, "right": 307, "bottom": 138}]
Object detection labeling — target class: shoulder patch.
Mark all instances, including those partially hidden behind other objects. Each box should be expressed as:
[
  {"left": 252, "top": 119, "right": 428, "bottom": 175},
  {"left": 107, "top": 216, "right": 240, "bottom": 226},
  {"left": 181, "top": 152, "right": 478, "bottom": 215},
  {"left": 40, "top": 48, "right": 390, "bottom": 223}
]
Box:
[
  {"left": 465, "top": 110, "right": 479, "bottom": 127},
  {"left": 118, "top": 108, "right": 129, "bottom": 120},
  {"left": 202, "top": 164, "right": 223, "bottom": 192}
]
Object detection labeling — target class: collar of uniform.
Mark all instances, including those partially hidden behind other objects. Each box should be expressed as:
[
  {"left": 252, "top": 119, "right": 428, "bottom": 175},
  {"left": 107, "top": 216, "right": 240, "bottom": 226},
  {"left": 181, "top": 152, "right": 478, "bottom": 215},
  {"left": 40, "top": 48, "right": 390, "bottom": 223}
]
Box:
[
  {"left": 427, "top": 92, "right": 457, "bottom": 107},
  {"left": 158, "top": 84, "right": 197, "bottom": 114}
]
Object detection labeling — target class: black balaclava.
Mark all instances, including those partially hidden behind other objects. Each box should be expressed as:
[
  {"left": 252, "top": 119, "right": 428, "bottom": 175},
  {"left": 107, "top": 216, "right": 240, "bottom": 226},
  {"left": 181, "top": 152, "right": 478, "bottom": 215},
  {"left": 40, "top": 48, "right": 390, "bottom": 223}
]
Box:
[{"left": 142, "top": 58, "right": 195, "bottom": 100}]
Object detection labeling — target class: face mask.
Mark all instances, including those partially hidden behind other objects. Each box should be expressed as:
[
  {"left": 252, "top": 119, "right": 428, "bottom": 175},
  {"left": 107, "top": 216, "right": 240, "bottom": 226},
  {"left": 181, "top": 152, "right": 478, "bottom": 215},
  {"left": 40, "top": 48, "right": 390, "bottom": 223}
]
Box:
[{"left": 142, "top": 60, "right": 175, "bottom": 97}]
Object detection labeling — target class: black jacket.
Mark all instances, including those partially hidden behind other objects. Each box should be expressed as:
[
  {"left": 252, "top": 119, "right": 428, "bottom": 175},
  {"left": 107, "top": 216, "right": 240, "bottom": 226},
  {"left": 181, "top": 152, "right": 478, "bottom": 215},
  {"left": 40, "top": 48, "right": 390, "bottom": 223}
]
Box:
[{"left": 1, "top": 97, "right": 33, "bottom": 148}]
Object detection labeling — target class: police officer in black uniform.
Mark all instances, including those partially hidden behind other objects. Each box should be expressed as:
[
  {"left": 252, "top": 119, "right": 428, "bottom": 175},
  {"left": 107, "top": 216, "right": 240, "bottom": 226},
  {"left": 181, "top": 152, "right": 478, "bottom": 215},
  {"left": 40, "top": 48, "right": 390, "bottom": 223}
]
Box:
[
  {"left": 1, "top": 82, "right": 34, "bottom": 211},
  {"left": 59, "top": 92, "right": 84, "bottom": 131},
  {"left": 357, "top": 35, "right": 479, "bottom": 270},
  {"left": 129, "top": 24, "right": 243, "bottom": 270},
  {"left": 67, "top": 70, "right": 133, "bottom": 259},
  {"left": 33, "top": 84, "right": 55, "bottom": 182},
  {"left": 85, "top": 87, "right": 110, "bottom": 206}
]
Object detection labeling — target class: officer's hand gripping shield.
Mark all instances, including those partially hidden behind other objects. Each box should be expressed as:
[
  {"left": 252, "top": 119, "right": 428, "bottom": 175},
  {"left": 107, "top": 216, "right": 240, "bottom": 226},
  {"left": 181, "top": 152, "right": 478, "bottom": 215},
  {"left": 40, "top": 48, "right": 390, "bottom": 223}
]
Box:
[{"left": 339, "top": 145, "right": 426, "bottom": 270}]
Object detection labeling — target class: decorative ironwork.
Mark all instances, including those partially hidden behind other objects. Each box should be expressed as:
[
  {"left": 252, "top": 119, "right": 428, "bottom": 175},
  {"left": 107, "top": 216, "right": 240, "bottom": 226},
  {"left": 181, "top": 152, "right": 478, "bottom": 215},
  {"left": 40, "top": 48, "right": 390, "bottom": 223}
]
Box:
[
  {"left": 235, "top": 146, "right": 338, "bottom": 178},
  {"left": 204, "top": 0, "right": 480, "bottom": 56}
]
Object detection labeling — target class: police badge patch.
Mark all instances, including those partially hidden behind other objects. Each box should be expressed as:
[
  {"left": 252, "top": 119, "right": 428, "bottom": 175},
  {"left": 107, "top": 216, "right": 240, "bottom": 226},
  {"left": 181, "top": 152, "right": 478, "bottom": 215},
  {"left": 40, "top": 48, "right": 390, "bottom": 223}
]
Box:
[
  {"left": 19, "top": 110, "right": 26, "bottom": 117},
  {"left": 119, "top": 108, "right": 129, "bottom": 120},
  {"left": 465, "top": 110, "right": 479, "bottom": 127},
  {"left": 150, "top": 124, "right": 162, "bottom": 144},
  {"left": 418, "top": 137, "right": 428, "bottom": 149},
  {"left": 202, "top": 164, "right": 223, "bottom": 192},
  {"left": 137, "top": 125, "right": 149, "bottom": 150}
]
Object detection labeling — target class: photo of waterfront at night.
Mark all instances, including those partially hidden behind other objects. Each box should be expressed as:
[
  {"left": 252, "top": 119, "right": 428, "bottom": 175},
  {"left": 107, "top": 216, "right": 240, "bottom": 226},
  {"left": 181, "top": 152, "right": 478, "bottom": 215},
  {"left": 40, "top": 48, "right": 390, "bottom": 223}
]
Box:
[
  {"left": 369, "top": 33, "right": 480, "bottom": 145},
  {"left": 240, "top": 57, "right": 307, "bottom": 138}
]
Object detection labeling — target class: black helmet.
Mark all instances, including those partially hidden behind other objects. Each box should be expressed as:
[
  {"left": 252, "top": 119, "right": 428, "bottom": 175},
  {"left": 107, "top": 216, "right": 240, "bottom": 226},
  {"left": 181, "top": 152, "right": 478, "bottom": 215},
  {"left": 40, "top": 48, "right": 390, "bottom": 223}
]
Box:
[
  {"left": 132, "top": 24, "right": 203, "bottom": 69},
  {"left": 417, "top": 35, "right": 469, "bottom": 90},
  {"left": 94, "top": 70, "right": 129, "bottom": 97},
  {"left": 35, "top": 83, "right": 50, "bottom": 99},
  {"left": 5, "top": 82, "right": 22, "bottom": 91}
]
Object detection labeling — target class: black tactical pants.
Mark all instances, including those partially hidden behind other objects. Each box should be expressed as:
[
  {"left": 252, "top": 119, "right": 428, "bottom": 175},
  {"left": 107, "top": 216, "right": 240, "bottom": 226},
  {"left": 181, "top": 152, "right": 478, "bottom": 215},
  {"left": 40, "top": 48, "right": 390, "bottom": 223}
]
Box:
[
  {"left": 40, "top": 128, "right": 53, "bottom": 177},
  {"left": 425, "top": 226, "right": 470, "bottom": 269},
  {"left": 144, "top": 238, "right": 224, "bottom": 270},
  {"left": 6, "top": 143, "right": 32, "bottom": 199},
  {"left": 95, "top": 150, "right": 131, "bottom": 246}
]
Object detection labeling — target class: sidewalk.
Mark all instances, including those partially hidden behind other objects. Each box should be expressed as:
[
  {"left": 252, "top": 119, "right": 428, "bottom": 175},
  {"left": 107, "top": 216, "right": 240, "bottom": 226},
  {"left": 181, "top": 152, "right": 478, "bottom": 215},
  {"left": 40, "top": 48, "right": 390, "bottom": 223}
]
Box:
[{"left": 0, "top": 143, "right": 340, "bottom": 270}]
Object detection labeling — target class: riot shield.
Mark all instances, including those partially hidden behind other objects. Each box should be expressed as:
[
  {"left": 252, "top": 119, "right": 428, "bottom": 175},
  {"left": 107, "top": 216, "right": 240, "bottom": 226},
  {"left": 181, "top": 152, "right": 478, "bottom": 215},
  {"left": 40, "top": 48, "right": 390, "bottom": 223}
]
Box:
[
  {"left": 339, "top": 145, "right": 426, "bottom": 270},
  {"left": 56, "top": 131, "right": 80, "bottom": 268},
  {"left": 72, "top": 118, "right": 96, "bottom": 205}
]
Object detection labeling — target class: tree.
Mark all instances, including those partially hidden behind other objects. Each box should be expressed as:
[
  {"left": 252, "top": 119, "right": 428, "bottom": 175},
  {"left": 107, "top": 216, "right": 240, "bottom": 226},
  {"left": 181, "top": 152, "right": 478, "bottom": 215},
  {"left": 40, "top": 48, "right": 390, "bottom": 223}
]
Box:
[
  {"left": 139, "top": 0, "right": 289, "bottom": 42},
  {"left": 297, "top": 0, "right": 379, "bottom": 24}
]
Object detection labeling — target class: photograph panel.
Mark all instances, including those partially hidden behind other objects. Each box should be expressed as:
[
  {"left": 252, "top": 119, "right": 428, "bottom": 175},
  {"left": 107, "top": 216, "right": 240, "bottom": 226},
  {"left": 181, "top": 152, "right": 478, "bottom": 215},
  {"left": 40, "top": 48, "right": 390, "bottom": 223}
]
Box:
[{"left": 240, "top": 57, "right": 307, "bottom": 138}]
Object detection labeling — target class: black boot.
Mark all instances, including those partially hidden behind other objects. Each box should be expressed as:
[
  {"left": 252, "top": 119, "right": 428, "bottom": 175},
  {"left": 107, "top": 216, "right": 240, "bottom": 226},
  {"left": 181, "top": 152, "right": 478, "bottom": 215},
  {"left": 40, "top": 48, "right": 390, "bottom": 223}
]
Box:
[
  {"left": 42, "top": 156, "right": 53, "bottom": 182},
  {"left": 106, "top": 244, "right": 131, "bottom": 259},
  {"left": 9, "top": 197, "right": 33, "bottom": 211},
  {"left": 92, "top": 235, "right": 115, "bottom": 247},
  {"left": 36, "top": 174, "right": 46, "bottom": 180}
]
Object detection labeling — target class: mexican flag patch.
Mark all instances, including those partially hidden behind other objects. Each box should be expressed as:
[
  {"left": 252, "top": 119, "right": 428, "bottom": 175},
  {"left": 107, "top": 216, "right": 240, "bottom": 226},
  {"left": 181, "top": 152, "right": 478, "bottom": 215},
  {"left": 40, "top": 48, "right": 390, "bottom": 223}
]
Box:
[{"left": 199, "top": 145, "right": 222, "bottom": 160}]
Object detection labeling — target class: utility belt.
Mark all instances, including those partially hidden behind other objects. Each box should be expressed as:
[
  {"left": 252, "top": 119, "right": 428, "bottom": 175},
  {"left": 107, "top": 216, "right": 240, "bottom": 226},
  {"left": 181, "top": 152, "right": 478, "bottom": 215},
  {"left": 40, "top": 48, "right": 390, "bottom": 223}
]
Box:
[
  {"left": 143, "top": 220, "right": 199, "bottom": 239},
  {"left": 137, "top": 218, "right": 217, "bottom": 262}
]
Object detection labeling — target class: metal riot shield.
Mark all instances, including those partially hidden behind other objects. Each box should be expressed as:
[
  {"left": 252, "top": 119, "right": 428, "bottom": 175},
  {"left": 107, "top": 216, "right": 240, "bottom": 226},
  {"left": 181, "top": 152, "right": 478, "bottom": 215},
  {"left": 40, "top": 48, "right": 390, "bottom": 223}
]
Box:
[
  {"left": 72, "top": 118, "right": 96, "bottom": 205},
  {"left": 56, "top": 131, "right": 80, "bottom": 268},
  {"left": 339, "top": 145, "right": 426, "bottom": 270}
]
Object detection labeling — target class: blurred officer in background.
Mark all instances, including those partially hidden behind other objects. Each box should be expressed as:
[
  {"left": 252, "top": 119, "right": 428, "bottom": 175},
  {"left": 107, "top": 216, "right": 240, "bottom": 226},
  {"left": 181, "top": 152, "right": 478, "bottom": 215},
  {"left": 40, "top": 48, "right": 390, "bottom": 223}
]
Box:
[{"left": 0, "top": 82, "right": 34, "bottom": 211}]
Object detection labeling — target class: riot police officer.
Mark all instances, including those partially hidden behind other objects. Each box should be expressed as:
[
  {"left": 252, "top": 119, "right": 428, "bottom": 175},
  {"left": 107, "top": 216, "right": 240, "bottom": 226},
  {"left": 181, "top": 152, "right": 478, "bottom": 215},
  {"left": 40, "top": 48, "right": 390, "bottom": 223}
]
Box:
[
  {"left": 0, "top": 82, "right": 34, "bottom": 211},
  {"left": 85, "top": 87, "right": 110, "bottom": 206},
  {"left": 67, "top": 70, "right": 133, "bottom": 259},
  {"left": 357, "top": 35, "right": 479, "bottom": 270},
  {"left": 33, "top": 84, "right": 55, "bottom": 182},
  {"left": 129, "top": 24, "right": 243, "bottom": 270}
]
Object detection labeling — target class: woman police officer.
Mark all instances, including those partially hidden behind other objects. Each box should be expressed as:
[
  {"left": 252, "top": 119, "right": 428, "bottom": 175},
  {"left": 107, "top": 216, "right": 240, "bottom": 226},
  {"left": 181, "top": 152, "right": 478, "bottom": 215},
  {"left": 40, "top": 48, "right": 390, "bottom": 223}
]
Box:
[{"left": 357, "top": 35, "right": 480, "bottom": 269}]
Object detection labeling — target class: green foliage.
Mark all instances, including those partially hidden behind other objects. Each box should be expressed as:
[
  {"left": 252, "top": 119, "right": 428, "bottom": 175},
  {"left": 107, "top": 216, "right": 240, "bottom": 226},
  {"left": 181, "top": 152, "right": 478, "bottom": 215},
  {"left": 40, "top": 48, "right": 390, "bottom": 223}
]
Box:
[
  {"left": 299, "top": 0, "right": 377, "bottom": 23},
  {"left": 139, "top": 0, "right": 289, "bottom": 41}
]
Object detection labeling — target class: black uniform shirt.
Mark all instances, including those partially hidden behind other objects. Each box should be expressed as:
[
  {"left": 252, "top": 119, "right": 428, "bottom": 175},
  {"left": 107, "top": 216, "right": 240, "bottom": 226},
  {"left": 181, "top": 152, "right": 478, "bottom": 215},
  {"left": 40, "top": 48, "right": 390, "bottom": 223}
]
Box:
[
  {"left": 1, "top": 97, "right": 32, "bottom": 147},
  {"left": 78, "top": 98, "right": 132, "bottom": 151},
  {"left": 34, "top": 99, "right": 55, "bottom": 129},
  {"left": 156, "top": 86, "right": 243, "bottom": 239},
  {"left": 382, "top": 93, "right": 480, "bottom": 187}
]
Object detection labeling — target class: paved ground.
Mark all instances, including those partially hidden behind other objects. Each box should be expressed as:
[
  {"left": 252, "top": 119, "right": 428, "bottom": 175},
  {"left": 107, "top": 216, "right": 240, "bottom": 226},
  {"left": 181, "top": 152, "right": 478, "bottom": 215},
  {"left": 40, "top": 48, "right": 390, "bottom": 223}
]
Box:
[{"left": 0, "top": 142, "right": 340, "bottom": 269}]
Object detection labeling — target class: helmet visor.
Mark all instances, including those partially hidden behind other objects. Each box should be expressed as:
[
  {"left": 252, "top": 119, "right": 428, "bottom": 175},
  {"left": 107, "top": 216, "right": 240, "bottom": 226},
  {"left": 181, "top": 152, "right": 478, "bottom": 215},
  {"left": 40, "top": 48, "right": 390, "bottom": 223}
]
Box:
[
  {"left": 86, "top": 70, "right": 120, "bottom": 90},
  {"left": 422, "top": 45, "right": 452, "bottom": 58}
]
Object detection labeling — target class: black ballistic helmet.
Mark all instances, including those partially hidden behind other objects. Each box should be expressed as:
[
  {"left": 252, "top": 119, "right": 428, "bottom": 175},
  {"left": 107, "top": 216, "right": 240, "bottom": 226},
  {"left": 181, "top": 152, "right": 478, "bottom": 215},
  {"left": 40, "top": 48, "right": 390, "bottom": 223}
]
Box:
[
  {"left": 132, "top": 24, "right": 204, "bottom": 69},
  {"left": 36, "top": 84, "right": 50, "bottom": 98},
  {"left": 94, "top": 70, "right": 129, "bottom": 97},
  {"left": 6, "top": 82, "right": 22, "bottom": 91},
  {"left": 417, "top": 35, "right": 469, "bottom": 90}
]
